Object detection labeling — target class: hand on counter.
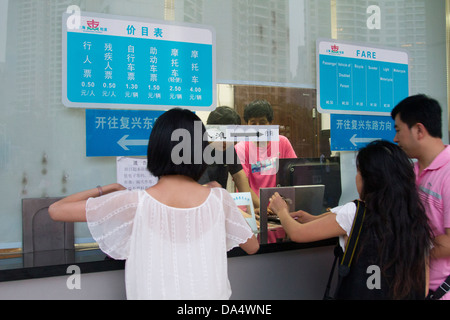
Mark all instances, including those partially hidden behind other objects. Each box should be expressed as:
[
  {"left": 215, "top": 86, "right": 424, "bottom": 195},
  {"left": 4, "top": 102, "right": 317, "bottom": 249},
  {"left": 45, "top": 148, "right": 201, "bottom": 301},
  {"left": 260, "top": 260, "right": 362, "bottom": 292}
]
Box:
[
  {"left": 268, "top": 192, "right": 290, "bottom": 217},
  {"left": 268, "top": 192, "right": 346, "bottom": 244}
]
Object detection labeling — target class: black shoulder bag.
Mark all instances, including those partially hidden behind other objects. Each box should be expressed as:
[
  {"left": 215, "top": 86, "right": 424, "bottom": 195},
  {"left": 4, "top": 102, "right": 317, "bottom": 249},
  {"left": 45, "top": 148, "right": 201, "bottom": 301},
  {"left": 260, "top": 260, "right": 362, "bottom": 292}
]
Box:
[{"left": 323, "top": 200, "right": 367, "bottom": 300}]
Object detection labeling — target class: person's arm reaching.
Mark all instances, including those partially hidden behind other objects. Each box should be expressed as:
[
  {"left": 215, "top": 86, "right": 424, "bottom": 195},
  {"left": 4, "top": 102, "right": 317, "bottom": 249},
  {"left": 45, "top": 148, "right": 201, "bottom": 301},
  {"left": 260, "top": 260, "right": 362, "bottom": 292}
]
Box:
[{"left": 49, "top": 183, "right": 126, "bottom": 222}]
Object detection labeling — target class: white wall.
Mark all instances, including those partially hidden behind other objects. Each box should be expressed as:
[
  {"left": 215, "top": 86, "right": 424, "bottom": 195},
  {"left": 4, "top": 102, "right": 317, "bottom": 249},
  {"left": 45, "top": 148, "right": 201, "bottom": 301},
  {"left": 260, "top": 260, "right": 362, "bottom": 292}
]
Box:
[{"left": 0, "top": 246, "right": 336, "bottom": 300}]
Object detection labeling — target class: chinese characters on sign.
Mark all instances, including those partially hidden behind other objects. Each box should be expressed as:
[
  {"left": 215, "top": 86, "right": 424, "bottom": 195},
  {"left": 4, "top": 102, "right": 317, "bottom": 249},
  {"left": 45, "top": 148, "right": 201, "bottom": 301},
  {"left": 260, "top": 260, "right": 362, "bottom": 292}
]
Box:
[
  {"left": 330, "top": 114, "right": 396, "bottom": 151},
  {"left": 63, "top": 13, "right": 216, "bottom": 111},
  {"left": 206, "top": 125, "right": 280, "bottom": 142},
  {"left": 334, "top": 116, "right": 393, "bottom": 133},
  {"left": 86, "top": 109, "right": 164, "bottom": 157}
]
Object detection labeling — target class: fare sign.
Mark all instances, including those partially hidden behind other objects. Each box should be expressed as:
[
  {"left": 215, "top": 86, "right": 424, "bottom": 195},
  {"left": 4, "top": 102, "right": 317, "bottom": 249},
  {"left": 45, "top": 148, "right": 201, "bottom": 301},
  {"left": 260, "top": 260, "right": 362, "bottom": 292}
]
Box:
[{"left": 317, "top": 39, "right": 409, "bottom": 115}]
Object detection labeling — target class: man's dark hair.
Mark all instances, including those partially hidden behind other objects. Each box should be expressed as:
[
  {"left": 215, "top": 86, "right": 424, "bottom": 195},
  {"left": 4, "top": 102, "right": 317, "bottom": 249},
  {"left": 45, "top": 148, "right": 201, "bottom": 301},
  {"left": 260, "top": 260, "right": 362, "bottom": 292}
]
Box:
[
  {"left": 147, "top": 108, "right": 208, "bottom": 180},
  {"left": 244, "top": 100, "right": 274, "bottom": 123},
  {"left": 391, "top": 94, "right": 443, "bottom": 139},
  {"left": 207, "top": 106, "right": 241, "bottom": 125}
]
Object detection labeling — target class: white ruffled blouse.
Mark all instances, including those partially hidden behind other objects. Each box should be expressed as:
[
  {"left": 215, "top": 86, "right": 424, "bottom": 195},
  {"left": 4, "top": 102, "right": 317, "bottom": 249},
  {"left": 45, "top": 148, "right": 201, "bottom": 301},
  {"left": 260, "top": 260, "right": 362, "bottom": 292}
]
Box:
[{"left": 86, "top": 187, "right": 254, "bottom": 300}]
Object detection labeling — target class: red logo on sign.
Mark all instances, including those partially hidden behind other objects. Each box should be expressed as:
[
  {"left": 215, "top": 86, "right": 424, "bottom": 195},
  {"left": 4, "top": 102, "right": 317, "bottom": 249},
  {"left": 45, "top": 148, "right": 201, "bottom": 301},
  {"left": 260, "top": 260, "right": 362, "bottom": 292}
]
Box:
[
  {"left": 87, "top": 20, "right": 100, "bottom": 30},
  {"left": 331, "top": 45, "right": 339, "bottom": 53}
]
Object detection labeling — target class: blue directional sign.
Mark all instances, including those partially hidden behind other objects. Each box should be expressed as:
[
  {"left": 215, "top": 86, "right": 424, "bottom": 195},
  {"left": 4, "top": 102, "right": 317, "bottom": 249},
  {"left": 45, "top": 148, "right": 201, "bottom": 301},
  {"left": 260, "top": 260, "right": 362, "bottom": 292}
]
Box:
[
  {"left": 86, "top": 109, "right": 164, "bottom": 157},
  {"left": 330, "top": 114, "right": 396, "bottom": 151},
  {"left": 63, "top": 12, "right": 216, "bottom": 111},
  {"left": 317, "top": 39, "right": 409, "bottom": 115}
]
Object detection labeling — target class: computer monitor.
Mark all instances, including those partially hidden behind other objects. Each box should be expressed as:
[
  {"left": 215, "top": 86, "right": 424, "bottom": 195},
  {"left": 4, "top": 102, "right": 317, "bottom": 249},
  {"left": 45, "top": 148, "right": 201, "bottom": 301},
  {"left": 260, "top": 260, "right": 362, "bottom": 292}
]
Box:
[{"left": 276, "top": 157, "right": 342, "bottom": 209}]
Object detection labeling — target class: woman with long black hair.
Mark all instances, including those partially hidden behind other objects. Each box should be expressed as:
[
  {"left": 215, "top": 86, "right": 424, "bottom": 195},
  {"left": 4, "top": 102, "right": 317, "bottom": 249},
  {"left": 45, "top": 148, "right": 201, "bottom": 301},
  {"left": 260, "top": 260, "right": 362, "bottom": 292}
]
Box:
[{"left": 269, "top": 140, "right": 433, "bottom": 299}]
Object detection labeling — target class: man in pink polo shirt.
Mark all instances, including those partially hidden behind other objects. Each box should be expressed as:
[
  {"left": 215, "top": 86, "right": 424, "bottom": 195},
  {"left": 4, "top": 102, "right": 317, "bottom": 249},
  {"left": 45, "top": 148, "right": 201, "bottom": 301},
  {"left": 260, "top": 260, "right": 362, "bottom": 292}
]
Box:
[
  {"left": 235, "top": 100, "right": 297, "bottom": 196},
  {"left": 392, "top": 94, "right": 450, "bottom": 300}
]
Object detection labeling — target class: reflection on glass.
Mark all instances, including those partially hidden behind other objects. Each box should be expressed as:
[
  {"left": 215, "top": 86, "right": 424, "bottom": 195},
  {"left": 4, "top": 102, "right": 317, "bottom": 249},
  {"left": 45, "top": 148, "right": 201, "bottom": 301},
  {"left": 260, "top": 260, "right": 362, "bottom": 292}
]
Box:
[{"left": 0, "top": 0, "right": 445, "bottom": 251}]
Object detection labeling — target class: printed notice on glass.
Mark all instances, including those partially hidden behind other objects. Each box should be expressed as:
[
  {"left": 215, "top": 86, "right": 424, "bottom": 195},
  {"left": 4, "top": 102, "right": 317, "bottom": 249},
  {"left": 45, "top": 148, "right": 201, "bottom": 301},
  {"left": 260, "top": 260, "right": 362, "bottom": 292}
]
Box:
[
  {"left": 317, "top": 39, "right": 409, "bottom": 115},
  {"left": 62, "top": 12, "right": 216, "bottom": 111},
  {"left": 116, "top": 157, "right": 158, "bottom": 191}
]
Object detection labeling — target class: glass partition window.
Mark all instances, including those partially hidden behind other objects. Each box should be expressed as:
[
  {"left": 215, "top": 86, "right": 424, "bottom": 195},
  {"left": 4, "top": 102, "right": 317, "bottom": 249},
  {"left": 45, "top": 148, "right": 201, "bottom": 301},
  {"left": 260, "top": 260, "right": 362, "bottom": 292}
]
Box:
[{"left": 0, "top": 0, "right": 447, "bottom": 249}]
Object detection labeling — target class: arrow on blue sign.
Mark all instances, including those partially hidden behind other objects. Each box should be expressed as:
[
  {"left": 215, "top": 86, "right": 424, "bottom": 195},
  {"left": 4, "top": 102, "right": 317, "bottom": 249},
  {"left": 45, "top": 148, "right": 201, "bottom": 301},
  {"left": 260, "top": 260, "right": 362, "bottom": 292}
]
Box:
[
  {"left": 117, "top": 135, "right": 149, "bottom": 151},
  {"left": 350, "top": 135, "right": 381, "bottom": 147}
]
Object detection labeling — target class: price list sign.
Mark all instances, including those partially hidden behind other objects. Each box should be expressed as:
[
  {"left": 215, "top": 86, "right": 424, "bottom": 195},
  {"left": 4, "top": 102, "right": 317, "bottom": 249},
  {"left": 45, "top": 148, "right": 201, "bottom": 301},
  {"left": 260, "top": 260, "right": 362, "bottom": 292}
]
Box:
[
  {"left": 62, "top": 12, "right": 216, "bottom": 111},
  {"left": 317, "top": 39, "right": 409, "bottom": 115}
]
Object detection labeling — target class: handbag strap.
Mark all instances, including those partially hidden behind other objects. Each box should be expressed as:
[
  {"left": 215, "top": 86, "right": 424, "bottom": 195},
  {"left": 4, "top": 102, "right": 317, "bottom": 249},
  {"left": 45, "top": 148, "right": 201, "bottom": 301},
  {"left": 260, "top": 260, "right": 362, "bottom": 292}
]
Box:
[
  {"left": 323, "top": 245, "right": 342, "bottom": 299},
  {"left": 323, "top": 200, "right": 367, "bottom": 299},
  {"left": 339, "top": 199, "right": 367, "bottom": 277},
  {"left": 427, "top": 275, "right": 450, "bottom": 300}
]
